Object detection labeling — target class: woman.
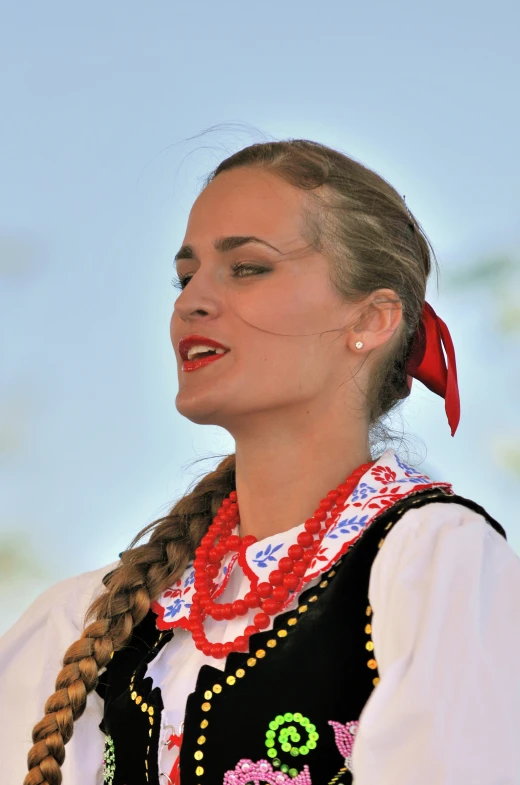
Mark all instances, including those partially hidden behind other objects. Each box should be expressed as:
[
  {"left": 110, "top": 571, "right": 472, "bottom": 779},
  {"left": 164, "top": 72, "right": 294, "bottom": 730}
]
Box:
[{"left": 1, "top": 139, "right": 519, "bottom": 785}]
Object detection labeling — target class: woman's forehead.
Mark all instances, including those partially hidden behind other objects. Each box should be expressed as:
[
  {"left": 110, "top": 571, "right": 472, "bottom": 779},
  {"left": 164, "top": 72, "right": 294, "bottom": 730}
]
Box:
[{"left": 185, "top": 170, "right": 309, "bottom": 253}]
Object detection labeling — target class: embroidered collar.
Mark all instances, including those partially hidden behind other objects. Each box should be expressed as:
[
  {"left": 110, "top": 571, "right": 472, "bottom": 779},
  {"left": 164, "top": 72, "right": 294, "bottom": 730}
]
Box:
[{"left": 152, "top": 448, "right": 453, "bottom": 630}]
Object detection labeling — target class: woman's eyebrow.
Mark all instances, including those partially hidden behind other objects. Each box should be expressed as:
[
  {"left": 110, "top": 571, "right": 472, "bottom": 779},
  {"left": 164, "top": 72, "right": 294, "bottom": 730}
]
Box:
[{"left": 174, "top": 235, "right": 281, "bottom": 264}]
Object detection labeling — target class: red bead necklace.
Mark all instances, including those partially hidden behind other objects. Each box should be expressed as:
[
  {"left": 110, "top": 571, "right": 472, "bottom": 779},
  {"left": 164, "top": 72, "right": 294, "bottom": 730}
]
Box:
[{"left": 188, "top": 459, "right": 376, "bottom": 659}]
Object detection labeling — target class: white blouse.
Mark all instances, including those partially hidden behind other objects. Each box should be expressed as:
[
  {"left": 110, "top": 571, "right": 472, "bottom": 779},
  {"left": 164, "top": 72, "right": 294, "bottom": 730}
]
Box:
[{"left": 1, "top": 460, "right": 520, "bottom": 785}]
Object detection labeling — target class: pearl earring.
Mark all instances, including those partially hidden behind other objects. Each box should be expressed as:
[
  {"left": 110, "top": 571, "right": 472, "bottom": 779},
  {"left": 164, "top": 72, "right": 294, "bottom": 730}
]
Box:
[{"left": 355, "top": 341, "right": 364, "bottom": 349}]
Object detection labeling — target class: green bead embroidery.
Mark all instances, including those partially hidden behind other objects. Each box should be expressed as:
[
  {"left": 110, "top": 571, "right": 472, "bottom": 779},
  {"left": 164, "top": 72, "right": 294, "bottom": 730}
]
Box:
[
  {"left": 102, "top": 734, "right": 116, "bottom": 785},
  {"left": 289, "top": 769, "right": 299, "bottom": 778},
  {"left": 264, "top": 711, "right": 320, "bottom": 764}
]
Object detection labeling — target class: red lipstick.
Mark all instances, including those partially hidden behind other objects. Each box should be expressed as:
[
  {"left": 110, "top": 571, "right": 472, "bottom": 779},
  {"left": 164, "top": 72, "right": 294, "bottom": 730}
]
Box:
[{"left": 182, "top": 353, "right": 229, "bottom": 372}]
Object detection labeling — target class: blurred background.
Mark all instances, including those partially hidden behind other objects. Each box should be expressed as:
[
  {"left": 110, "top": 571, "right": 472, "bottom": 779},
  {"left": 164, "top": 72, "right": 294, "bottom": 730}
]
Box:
[{"left": 1, "top": 0, "right": 519, "bottom": 635}]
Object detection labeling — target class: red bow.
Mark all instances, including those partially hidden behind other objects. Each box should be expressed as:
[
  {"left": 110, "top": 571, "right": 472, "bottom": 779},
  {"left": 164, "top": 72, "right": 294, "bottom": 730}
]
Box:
[{"left": 405, "top": 301, "right": 460, "bottom": 436}]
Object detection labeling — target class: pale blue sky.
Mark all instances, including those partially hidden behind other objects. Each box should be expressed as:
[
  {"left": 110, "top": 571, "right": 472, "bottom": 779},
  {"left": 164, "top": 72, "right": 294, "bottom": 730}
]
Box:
[{"left": 1, "top": 0, "right": 519, "bottom": 632}]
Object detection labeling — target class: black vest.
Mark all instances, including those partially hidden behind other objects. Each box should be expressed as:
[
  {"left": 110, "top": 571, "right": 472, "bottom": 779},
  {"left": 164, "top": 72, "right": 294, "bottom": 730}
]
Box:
[{"left": 96, "top": 489, "right": 506, "bottom": 785}]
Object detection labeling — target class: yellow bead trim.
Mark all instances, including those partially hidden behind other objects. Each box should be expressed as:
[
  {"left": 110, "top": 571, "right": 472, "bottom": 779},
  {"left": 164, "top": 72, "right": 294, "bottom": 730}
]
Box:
[
  {"left": 359, "top": 496, "right": 445, "bottom": 684},
  {"left": 149, "top": 728, "right": 152, "bottom": 737},
  {"left": 328, "top": 765, "right": 347, "bottom": 785},
  {"left": 186, "top": 550, "right": 347, "bottom": 784},
  {"left": 149, "top": 717, "right": 154, "bottom": 726},
  {"left": 141, "top": 703, "right": 148, "bottom": 712},
  {"left": 136, "top": 696, "right": 142, "bottom": 705},
  {"left": 148, "top": 707, "right": 154, "bottom": 716},
  {"left": 131, "top": 691, "right": 137, "bottom": 700}
]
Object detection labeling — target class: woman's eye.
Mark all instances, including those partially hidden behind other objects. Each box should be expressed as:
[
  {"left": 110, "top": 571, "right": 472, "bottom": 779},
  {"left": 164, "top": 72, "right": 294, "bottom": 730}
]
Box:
[{"left": 171, "top": 263, "right": 270, "bottom": 291}]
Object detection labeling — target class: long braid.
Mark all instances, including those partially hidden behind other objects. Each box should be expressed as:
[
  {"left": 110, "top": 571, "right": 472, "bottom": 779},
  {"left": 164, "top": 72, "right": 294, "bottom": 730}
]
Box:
[{"left": 24, "top": 454, "right": 236, "bottom": 785}]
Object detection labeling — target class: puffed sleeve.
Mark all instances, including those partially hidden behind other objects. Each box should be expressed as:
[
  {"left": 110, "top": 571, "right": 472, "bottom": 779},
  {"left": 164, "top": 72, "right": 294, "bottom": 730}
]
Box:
[
  {"left": 0, "top": 562, "right": 118, "bottom": 785},
  {"left": 351, "top": 501, "right": 520, "bottom": 785}
]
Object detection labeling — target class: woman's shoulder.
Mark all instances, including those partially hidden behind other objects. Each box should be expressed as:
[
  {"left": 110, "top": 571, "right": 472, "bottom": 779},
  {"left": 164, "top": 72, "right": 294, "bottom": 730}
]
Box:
[
  {"left": 0, "top": 561, "right": 119, "bottom": 651},
  {"left": 371, "top": 494, "right": 516, "bottom": 594},
  {"left": 389, "top": 492, "right": 508, "bottom": 547}
]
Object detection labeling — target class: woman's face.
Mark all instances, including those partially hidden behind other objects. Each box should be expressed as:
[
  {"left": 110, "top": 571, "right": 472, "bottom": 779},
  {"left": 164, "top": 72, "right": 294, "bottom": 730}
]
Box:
[{"left": 170, "top": 167, "right": 370, "bottom": 434}]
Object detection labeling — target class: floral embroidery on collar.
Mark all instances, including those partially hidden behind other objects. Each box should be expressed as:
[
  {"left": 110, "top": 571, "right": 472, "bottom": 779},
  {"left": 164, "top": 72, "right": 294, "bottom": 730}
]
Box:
[{"left": 152, "top": 448, "right": 453, "bottom": 630}]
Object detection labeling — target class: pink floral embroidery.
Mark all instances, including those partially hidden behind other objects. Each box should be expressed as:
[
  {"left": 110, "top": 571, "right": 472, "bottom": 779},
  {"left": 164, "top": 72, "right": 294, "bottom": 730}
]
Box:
[
  {"left": 223, "top": 759, "right": 312, "bottom": 784},
  {"left": 328, "top": 720, "right": 359, "bottom": 773}
]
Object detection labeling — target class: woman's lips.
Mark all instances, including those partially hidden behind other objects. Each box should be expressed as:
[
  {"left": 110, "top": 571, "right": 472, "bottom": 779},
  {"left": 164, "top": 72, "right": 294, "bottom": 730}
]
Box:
[{"left": 181, "top": 352, "right": 229, "bottom": 372}]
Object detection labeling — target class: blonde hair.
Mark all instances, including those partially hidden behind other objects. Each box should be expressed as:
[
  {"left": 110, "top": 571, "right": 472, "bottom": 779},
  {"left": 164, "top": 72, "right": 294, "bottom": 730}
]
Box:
[{"left": 25, "top": 137, "right": 439, "bottom": 784}]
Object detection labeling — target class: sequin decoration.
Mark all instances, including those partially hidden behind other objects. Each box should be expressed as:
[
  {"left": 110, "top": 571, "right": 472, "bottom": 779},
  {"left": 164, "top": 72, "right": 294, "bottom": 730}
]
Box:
[
  {"left": 102, "top": 734, "right": 116, "bottom": 785},
  {"left": 328, "top": 720, "right": 359, "bottom": 775},
  {"left": 201, "top": 559, "right": 344, "bottom": 783},
  {"left": 265, "top": 712, "right": 319, "bottom": 760},
  {"left": 223, "top": 759, "right": 312, "bottom": 784},
  {"left": 128, "top": 671, "right": 155, "bottom": 781}
]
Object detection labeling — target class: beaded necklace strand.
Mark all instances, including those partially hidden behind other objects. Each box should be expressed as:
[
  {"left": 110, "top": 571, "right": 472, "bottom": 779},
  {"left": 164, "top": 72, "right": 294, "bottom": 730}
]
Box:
[{"left": 188, "top": 459, "right": 376, "bottom": 659}]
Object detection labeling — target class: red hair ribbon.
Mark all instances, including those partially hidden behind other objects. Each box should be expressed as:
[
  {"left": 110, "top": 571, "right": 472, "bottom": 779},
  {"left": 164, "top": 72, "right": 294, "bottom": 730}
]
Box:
[{"left": 405, "top": 301, "right": 461, "bottom": 436}]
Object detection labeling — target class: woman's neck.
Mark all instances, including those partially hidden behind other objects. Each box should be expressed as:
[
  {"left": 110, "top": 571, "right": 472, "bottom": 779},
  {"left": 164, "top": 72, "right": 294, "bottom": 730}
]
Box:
[{"left": 233, "top": 418, "right": 371, "bottom": 542}]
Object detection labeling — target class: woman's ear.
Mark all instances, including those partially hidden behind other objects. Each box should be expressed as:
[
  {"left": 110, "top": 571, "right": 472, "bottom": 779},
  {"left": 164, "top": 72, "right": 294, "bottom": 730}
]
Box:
[{"left": 349, "top": 290, "right": 403, "bottom": 353}]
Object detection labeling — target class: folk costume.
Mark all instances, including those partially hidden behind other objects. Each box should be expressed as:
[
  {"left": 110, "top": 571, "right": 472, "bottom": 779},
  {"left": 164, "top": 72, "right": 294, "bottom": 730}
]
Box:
[{"left": 1, "top": 302, "right": 519, "bottom": 785}]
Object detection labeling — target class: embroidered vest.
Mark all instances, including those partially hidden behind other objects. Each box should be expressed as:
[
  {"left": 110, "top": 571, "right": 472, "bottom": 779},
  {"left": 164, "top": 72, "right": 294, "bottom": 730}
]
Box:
[{"left": 96, "top": 489, "right": 506, "bottom": 785}]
